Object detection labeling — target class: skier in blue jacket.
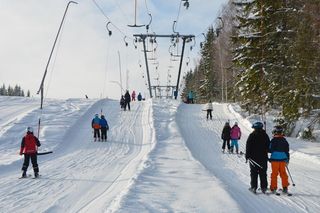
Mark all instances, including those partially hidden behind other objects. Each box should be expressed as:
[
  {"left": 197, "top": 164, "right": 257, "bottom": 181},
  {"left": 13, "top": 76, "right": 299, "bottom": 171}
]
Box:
[{"left": 100, "top": 115, "right": 109, "bottom": 142}]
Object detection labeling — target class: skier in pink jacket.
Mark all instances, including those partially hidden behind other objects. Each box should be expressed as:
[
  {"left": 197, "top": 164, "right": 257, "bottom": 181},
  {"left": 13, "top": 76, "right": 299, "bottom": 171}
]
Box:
[{"left": 230, "top": 122, "right": 241, "bottom": 154}]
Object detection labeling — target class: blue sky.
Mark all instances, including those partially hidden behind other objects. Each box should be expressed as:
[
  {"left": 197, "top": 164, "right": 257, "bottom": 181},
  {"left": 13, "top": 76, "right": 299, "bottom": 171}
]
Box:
[{"left": 0, "top": 0, "right": 228, "bottom": 99}]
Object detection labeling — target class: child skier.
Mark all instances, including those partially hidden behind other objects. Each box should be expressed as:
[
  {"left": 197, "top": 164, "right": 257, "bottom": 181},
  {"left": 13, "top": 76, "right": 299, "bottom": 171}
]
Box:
[
  {"left": 120, "top": 95, "right": 125, "bottom": 109},
  {"left": 230, "top": 122, "right": 241, "bottom": 154},
  {"left": 100, "top": 115, "right": 109, "bottom": 142},
  {"left": 269, "top": 126, "right": 290, "bottom": 194},
  {"left": 221, "top": 122, "right": 231, "bottom": 153},
  {"left": 91, "top": 114, "right": 101, "bottom": 141},
  {"left": 20, "top": 127, "right": 41, "bottom": 178}
]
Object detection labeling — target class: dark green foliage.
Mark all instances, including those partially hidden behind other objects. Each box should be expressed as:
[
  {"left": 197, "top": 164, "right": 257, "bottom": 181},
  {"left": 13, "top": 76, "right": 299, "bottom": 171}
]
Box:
[{"left": 0, "top": 84, "right": 27, "bottom": 97}]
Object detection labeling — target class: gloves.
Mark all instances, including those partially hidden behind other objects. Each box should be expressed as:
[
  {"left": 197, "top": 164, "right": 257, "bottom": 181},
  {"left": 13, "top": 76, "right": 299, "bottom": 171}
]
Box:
[
  {"left": 245, "top": 158, "right": 248, "bottom": 163},
  {"left": 238, "top": 137, "right": 241, "bottom": 140},
  {"left": 19, "top": 152, "right": 23, "bottom": 156}
]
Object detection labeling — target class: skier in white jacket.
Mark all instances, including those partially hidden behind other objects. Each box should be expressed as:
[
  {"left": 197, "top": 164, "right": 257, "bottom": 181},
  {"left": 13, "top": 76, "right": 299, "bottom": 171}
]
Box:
[{"left": 205, "top": 101, "right": 213, "bottom": 120}]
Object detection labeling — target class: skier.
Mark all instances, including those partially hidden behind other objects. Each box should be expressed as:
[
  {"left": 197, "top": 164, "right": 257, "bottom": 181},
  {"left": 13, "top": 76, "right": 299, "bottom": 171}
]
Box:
[
  {"left": 120, "top": 95, "right": 125, "bottom": 109},
  {"left": 100, "top": 115, "right": 109, "bottom": 142},
  {"left": 20, "top": 127, "right": 41, "bottom": 178},
  {"left": 188, "top": 90, "right": 194, "bottom": 104},
  {"left": 91, "top": 114, "right": 101, "bottom": 141},
  {"left": 245, "top": 121, "right": 270, "bottom": 194},
  {"left": 221, "top": 121, "right": 231, "bottom": 153},
  {"left": 124, "top": 90, "right": 131, "bottom": 111},
  {"left": 137, "top": 92, "right": 142, "bottom": 101},
  {"left": 204, "top": 100, "right": 213, "bottom": 120},
  {"left": 269, "top": 126, "right": 290, "bottom": 194},
  {"left": 131, "top": 90, "right": 136, "bottom": 101},
  {"left": 230, "top": 122, "right": 241, "bottom": 154}
]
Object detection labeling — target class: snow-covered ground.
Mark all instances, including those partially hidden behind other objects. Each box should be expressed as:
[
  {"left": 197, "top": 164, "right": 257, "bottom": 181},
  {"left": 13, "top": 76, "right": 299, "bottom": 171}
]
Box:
[{"left": 0, "top": 96, "right": 319, "bottom": 213}]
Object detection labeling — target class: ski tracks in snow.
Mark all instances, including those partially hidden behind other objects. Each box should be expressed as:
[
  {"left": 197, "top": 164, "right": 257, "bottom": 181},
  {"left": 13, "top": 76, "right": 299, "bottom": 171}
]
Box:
[
  {"left": 0, "top": 99, "right": 155, "bottom": 213},
  {"left": 176, "top": 103, "right": 320, "bottom": 213}
]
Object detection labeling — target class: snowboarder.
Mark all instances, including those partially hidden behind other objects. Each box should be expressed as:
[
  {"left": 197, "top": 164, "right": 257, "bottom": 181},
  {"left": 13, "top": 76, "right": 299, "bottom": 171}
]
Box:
[
  {"left": 20, "top": 127, "right": 41, "bottom": 178},
  {"left": 245, "top": 121, "right": 270, "bottom": 194},
  {"left": 120, "top": 95, "right": 125, "bottom": 109},
  {"left": 269, "top": 125, "right": 290, "bottom": 194},
  {"left": 131, "top": 90, "right": 136, "bottom": 101},
  {"left": 100, "top": 115, "right": 109, "bottom": 142},
  {"left": 204, "top": 100, "right": 213, "bottom": 120},
  {"left": 221, "top": 122, "right": 231, "bottom": 153},
  {"left": 124, "top": 90, "right": 131, "bottom": 111},
  {"left": 137, "top": 92, "right": 142, "bottom": 101},
  {"left": 91, "top": 114, "right": 101, "bottom": 141},
  {"left": 230, "top": 122, "right": 241, "bottom": 154}
]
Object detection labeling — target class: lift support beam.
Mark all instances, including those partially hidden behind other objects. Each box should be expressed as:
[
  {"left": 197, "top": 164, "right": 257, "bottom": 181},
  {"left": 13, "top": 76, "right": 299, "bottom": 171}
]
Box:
[{"left": 133, "top": 34, "right": 194, "bottom": 99}]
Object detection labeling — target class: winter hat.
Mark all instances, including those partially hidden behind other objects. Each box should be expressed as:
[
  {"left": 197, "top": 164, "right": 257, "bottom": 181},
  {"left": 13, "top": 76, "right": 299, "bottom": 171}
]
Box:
[
  {"left": 252, "top": 122, "right": 263, "bottom": 129},
  {"left": 27, "top": 127, "right": 33, "bottom": 133},
  {"left": 272, "top": 126, "right": 284, "bottom": 135}
]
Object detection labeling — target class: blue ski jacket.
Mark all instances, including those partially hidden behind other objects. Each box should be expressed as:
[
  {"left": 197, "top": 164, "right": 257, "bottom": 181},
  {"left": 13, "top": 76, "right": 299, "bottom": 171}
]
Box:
[
  {"left": 100, "top": 118, "right": 109, "bottom": 129},
  {"left": 269, "top": 135, "right": 290, "bottom": 162}
]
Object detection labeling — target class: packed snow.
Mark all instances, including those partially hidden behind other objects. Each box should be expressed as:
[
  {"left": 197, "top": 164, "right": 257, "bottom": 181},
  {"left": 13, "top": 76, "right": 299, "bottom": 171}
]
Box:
[{"left": 0, "top": 96, "right": 319, "bottom": 213}]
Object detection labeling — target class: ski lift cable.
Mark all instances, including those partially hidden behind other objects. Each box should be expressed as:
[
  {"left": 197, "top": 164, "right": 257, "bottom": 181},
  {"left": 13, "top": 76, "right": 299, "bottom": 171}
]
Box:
[{"left": 92, "top": 0, "right": 134, "bottom": 40}]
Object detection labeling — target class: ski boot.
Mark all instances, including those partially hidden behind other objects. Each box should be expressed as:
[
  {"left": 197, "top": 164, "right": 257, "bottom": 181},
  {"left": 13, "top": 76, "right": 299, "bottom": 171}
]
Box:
[
  {"left": 249, "top": 187, "right": 257, "bottom": 194},
  {"left": 21, "top": 171, "right": 27, "bottom": 178},
  {"left": 34, "top": 172, "right": 39, "bottom": 178}
]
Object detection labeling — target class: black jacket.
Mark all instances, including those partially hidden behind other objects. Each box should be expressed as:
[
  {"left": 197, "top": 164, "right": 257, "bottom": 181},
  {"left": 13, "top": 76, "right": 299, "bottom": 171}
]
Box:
[
  {"left": 221, "top": 125, "right": 231, "bottom": 140},
  {"left": 245, "top": 129, "right": 270, "bottom": 165},
  {"left": 124, "top": 92, "right": 131, "bottom": 103}
]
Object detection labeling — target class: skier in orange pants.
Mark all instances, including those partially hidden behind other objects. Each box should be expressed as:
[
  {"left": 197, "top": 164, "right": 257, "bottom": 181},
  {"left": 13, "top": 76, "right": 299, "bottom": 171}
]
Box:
[{"left": 269, "top": 126, "right": 290, "bottom": 194}]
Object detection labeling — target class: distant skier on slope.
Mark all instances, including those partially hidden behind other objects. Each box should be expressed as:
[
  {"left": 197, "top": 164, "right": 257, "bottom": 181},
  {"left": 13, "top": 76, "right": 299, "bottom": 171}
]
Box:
[
  {"left": 100, "top": 115, "right": 109, "bottom": 142},
  {"left": 91, "top": 114, "right": 101, "bottom": 142},
  {"left": 204, "top": 100, "right": 213, "bottom": 120},
  {"left": 230, "top": 122, "right": 241, "bottom": 154},
  {"left": 221, "top": 121, "right": 231, "bottom": 153},
  {"left": 20, "top": 127, "right": 41, "bottom": 178},
  {"left": 269, "top": 125, "right": 290, "bottom": 194},
  {"left": 120, "top": 95, "right": 125, "bottom": 109},
  {"left": 131, "top": 90, "right": 136, "bottom": 101},
  {"left": 245, "top": 121, "right": 270, "bottom": 194},
  {"left": 137, "top": 92, "right": 142, "bottom": 101},
  {"left": 124, "top": 90, "right": 131, "bottom": 111}
]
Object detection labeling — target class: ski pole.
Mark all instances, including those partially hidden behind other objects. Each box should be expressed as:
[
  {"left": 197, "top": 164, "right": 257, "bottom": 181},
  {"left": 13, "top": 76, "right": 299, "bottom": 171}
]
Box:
[
  {"left": 248, "top": 158, "right": 263, "bottom": 169},
  {"left": 286, "top": 165, "right": 296, "bottom": 186}
]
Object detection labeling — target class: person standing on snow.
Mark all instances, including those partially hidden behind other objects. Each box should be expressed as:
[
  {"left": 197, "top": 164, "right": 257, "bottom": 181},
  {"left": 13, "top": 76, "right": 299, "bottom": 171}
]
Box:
[
  {"left": 205, "top": 100, "right": 213, "bottom": 120},
  {"left": 188, "top": 90, "right": 194, "bottom": 104},
  {"left": 221, "top": 121, "right": 231, "bottom": 153},
  {"left": 20, "top": 127, "right": 41, "bottom": 178},
  {"left": 120, "top": 95, "right": 125, "bottom": 109},
  {"left": 100, "top": 115, "right": 109, "bottom": 142},
  {"left": 230, "top": 122, "right": 241, "bottom": 154},
  {"left": 137, "top": 92, "right": 142, "bottom": 101},
  {"left": 91, "top": 114, "right": 101, "bottom": 141},
  {"left": 269, "top": 126, "right": 290, "bottom": 194},
  {"left": 124, "top": 90, "right": 131, "bottom": 111},
  {"left": 131, "top": 90, "right": 136, "bottom": 101},
  {"left": 245, "top": 121, "right": 270, "bottom": 194}
]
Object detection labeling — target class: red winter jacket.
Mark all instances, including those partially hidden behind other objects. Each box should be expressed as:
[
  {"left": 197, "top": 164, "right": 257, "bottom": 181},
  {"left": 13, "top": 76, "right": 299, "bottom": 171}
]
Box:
[{"left": 20, "top": 133, "right": 41, "bottom": 154}]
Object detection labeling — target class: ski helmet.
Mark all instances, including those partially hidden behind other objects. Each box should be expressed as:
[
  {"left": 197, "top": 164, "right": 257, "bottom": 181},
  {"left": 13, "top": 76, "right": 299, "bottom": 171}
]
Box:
[
  {"left": 272, "top": 125, "right": 284, "bottom": 135},
  {"left": 252, "top": 122, "right": 263, "bottom": 129},
  {"left": 234, "top": 122, "right": 238, "bottom": 125},
  {"left": 27, "top": 126, "right": 33, "bottom": 133}
]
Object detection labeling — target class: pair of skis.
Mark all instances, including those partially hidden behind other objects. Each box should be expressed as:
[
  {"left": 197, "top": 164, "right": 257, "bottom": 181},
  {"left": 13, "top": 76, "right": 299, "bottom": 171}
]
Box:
[{"left": 249, "top": 188, "right": 292, "bottom": 196}]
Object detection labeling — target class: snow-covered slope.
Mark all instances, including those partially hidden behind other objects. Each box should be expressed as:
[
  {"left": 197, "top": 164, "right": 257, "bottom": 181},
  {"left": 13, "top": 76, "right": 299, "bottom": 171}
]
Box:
[{"left": 0, "top": 97, "right": 319, "bottom": 213}]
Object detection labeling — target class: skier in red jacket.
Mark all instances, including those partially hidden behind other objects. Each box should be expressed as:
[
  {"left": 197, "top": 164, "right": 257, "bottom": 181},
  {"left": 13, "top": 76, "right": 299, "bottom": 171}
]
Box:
[{"left": 20, "top": 127, "right": 41, "bottom": 178}]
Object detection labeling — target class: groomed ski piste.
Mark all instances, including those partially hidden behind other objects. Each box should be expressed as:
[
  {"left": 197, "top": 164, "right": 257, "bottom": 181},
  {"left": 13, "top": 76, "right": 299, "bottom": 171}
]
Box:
[{"left": 0, "top": 96, "right": 319, "bottom": 213}]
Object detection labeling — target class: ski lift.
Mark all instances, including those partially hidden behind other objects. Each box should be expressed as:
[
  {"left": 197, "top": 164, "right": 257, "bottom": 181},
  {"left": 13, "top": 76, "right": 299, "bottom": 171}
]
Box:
[
  {"left": 146, "top": 13, "right": 152, "bottom": 31},
  {"left": 182, "top": 0, "right": 190, "bottom": 9},
  {"left": 106, "top": 22, "right": 112, "bottom": 36},
  {"left": 123, "top": 36, "right": 128, "bottom": 46},
  {"left": 128, "top": 0, "right": 145, "bottom": 27}
]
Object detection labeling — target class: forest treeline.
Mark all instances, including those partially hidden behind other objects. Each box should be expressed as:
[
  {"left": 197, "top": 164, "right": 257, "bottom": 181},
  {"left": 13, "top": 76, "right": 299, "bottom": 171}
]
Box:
[
  {"left": 181, "top": 0, "right": 320, "bottom": 134},
  {"left": 0, "top": 84, "right": 30, "bottom": 97}
]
